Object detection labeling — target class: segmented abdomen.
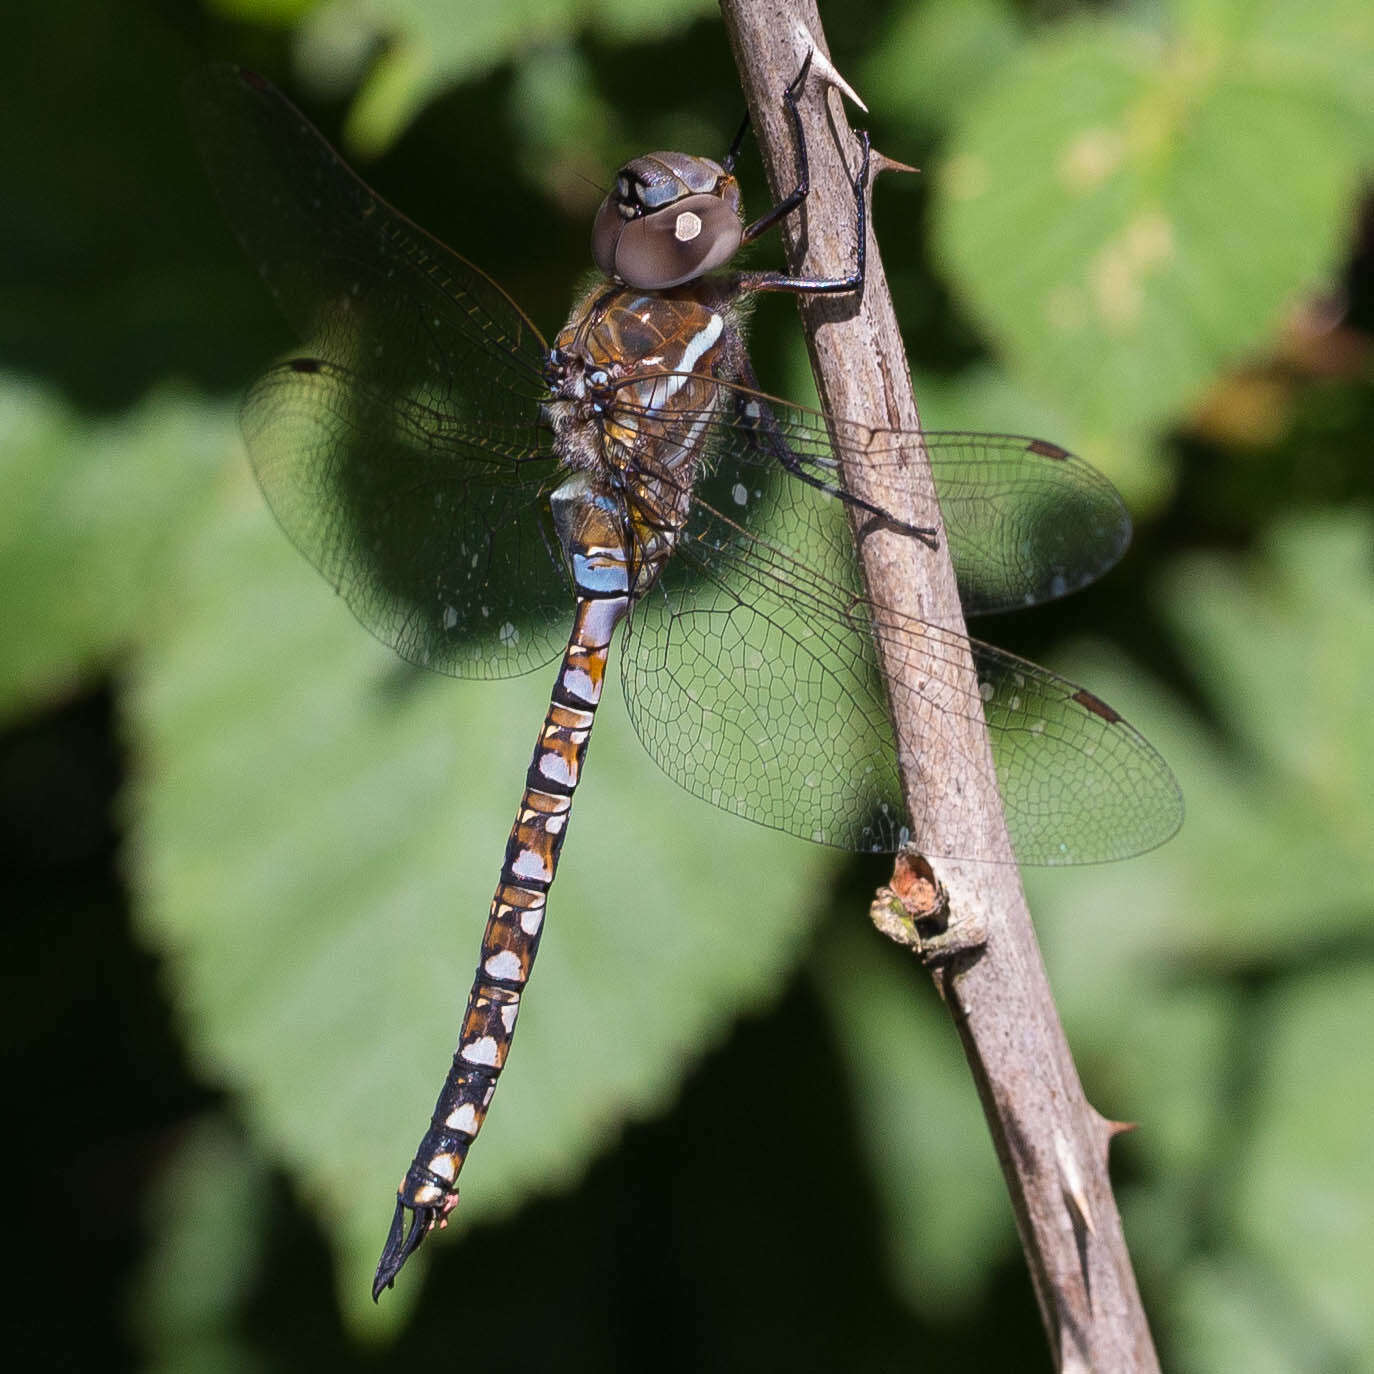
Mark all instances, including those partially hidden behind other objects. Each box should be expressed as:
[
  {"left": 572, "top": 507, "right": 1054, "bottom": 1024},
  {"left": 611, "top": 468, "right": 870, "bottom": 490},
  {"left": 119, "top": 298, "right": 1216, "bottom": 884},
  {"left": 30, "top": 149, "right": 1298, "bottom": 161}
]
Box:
[{"left": 389, "top": 589, "right": 626, "bottom": 1225}]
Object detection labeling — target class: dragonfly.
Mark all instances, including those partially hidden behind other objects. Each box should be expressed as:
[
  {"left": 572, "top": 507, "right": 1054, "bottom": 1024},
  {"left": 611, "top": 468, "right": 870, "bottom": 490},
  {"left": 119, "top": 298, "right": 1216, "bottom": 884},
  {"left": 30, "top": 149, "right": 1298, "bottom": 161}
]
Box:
[{"left": 190, "top": 55, "right": 1182, "bottom": 1299}]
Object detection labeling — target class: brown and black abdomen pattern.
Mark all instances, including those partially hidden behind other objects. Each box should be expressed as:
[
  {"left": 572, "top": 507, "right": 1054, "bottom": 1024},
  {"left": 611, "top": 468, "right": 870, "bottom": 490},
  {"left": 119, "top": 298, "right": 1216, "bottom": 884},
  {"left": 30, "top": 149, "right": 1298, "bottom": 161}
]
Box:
[{"left": 389, "top": 591, "right": 623, "bottom": 1230}]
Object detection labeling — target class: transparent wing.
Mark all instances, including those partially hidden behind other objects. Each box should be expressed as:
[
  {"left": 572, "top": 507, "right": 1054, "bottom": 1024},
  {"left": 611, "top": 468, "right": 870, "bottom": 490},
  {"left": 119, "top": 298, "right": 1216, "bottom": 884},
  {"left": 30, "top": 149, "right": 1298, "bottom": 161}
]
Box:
[
  {"left": 615, "top": 377, "right": 1132, "bottom": 616},
  {"left": 617, "top": 387, "right": 1180, "bottom": 863},
  {"left": 241, "top": 357, "right": 568, "bottom": 676},
  {"left": 926, "top": 433, "right": 1131, "bottom": 615},
  {"left": 190, "top": 65, "right": 568, "bottom": 678}
]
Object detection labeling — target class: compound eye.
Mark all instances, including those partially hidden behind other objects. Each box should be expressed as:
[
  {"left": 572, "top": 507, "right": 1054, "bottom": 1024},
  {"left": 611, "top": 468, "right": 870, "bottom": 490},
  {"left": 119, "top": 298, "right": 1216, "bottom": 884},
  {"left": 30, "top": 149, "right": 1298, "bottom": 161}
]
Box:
[
  {"left": 598, "top": 193, "right": 743, "bottom": 289},
  {"left": 591, "top": 195, "right": 630, "bottom": 279}
]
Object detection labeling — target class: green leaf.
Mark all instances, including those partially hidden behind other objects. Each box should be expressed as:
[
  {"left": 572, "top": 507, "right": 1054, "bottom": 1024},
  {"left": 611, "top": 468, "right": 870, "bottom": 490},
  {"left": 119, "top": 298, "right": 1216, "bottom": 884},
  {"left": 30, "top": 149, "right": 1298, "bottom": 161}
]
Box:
[
  {"left": 1030, "top": 510, "right": 1374, "bottom": 967},
  {"left": 1167, "top": 1252, "right": 1342, "bottom": 1374},
  {"left": 0, "top": 378, "right": 233, "bottom": 721},
  {"left": 1158, "top": 966, "right": 1374, "bottom": 1371},
  {"left": 932, "top": 3, "right": 1372, "bottom": 436},
  {"left": 862, "top": 0, "right": 1022, "bottom": 129},
  {"left": 814, "top": 920, "right": 1010, "bottom": 1316},
  {"left": 1171, "top": 0, "right": 1373, "bottom": 138},
  {"left": 1021, "top": 510, "right": 1374, "bottom": 1368},
  {"left": 1163, "top": 512, "right": 1374, "bottom": 948},
  {"left": 132, "top": 1115, "right": 273, "bottom": 1374},
  {"left": 127, "top": 483, "right": 832, "bottom": 1331},
  {"left": 207, "top": 0, "right": 319, "bottom": 25},
  {"left": 1231, "top": 964, "right": 1374, "bottom": 1363},
  {"left": 296, "top": 0, "right": 713, "bottom": 155},
  {"left": 908, "top": 361, "right": 1177, "bottom": 513}
]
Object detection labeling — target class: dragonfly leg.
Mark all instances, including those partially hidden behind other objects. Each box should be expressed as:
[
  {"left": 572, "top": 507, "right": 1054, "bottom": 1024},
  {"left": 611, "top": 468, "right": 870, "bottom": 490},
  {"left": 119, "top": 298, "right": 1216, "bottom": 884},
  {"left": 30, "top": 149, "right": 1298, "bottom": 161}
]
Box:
[
  {"left": 724, "top": 357, "right": 939, "bottom": 547},
  {"left": 729, "top": 48, "right": 813, "bottom": 205},
  {"left": 733, "top": 48, "right": 871, "bottom": 298},
  {"left": 735, "top": 128, "right": 870, "bottom": 297},
  {"left": 720, "top": 88, "right": 759, "bottom": 176}
]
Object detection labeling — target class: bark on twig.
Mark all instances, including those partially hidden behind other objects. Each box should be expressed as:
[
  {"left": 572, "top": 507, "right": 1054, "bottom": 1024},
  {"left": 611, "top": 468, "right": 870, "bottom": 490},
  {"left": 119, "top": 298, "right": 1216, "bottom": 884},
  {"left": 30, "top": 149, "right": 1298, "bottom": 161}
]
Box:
[{"left": 718, "top": 2, "right": 1161, "bottom": 1368}]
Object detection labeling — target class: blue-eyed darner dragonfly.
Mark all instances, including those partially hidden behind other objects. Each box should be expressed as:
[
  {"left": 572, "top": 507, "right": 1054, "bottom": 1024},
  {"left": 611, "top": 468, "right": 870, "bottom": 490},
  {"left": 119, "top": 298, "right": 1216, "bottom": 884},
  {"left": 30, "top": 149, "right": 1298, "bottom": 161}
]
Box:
[{"left": 190, "top": 56, "right": 1181, "bottom": 1298}]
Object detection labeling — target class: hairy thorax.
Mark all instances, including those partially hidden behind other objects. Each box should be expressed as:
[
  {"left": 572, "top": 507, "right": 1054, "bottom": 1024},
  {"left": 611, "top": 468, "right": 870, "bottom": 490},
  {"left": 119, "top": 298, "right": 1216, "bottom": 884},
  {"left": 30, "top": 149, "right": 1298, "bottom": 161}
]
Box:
[{"left": 545, "top": 279, "right": 748, "bottom": 513}]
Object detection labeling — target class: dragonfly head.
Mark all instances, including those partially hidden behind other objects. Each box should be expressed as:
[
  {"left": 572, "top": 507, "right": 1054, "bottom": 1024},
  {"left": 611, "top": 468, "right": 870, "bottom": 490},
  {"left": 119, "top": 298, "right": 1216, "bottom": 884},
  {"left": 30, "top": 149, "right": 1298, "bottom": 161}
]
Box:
[{"left": 592, "top": 152, "right": 743, "bottom": 289}]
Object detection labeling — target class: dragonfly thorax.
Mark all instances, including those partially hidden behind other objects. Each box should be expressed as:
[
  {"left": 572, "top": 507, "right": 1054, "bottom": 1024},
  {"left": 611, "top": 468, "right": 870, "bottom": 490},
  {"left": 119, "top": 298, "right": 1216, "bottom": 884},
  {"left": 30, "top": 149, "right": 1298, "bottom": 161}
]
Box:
[
  {"left": 546, "top": 282, "right": 737, "bottom": 456},
  {"left": 543, "top": 280, "right": 743, "bottom": 585},
  {"left": 592, "top": 151, "right": 744, "bottom": 289}
]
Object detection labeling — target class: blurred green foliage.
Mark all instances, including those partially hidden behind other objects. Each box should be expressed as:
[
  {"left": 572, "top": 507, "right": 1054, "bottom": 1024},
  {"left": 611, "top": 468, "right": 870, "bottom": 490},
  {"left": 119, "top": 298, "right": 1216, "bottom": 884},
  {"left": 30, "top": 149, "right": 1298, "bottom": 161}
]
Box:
[{"left": 2, "top": 0, "right": 1371, "bottom": 1369}]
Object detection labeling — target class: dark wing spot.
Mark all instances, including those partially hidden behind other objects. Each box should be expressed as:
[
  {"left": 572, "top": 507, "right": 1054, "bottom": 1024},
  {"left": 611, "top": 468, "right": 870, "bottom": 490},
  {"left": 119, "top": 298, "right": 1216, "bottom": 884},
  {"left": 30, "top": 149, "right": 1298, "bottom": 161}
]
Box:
[
  {"left": 1072, "top": 688, "right": 1123, "bottom": 724},
  {"left": 1027, "top": 438, "right": 1070, "bottom": 460},
  {"left": 289, "top": 357, "right": 323, "bottom": 374}
]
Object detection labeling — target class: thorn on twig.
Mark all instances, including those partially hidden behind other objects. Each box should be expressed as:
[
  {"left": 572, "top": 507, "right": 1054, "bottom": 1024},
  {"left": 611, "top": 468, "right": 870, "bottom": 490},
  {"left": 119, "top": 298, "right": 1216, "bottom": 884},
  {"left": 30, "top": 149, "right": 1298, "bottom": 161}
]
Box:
[
  {"left": 870, "top": 150, "right": 921, "bottom": 180},
  {"left": 1056, "top": 1131, "right": 1096, "bottom": 1238},
  {"left": 1088, "top": 1104, "right": 1140, "bottom": 1158},
  {"left": 792, "top": 21, "right": 869, "bottom": 113}
]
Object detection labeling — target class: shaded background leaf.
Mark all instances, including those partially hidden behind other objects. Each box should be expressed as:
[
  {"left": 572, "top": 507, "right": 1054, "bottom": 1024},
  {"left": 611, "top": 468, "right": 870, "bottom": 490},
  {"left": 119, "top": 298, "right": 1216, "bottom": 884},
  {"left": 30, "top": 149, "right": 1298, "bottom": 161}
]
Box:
[{"left": 932, "top": 1, "right": 1372, "bottom": 438}]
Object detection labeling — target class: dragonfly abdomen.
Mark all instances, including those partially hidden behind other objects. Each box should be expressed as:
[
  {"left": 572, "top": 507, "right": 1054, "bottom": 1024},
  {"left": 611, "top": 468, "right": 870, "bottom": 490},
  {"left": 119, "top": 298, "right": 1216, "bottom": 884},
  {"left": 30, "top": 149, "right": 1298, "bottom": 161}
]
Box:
[{"left": 374, "top": 568, "right": 630, "bottom": 1295}]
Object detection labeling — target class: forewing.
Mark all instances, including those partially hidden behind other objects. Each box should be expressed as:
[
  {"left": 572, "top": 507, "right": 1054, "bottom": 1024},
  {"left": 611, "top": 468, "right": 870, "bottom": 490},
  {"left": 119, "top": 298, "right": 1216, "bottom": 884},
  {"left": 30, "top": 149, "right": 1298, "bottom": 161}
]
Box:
[
  {"left": 922, "top": 433, "right": 1131, "bottom": 615},
  {"left": 615, "top": 380, "right": 1132, "bottom": 615},
  {"left": 242, "top": 358, "right": 568, "bottom": 677},
  {"left": 190, "top": 66, "right": 568, "bottom": 677}
]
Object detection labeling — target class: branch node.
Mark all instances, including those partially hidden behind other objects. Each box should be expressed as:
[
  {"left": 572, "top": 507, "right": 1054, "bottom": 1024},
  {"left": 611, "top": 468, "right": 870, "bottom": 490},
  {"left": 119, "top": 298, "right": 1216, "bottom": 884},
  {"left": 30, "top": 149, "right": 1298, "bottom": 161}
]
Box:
[{"left": 869, "top": 845, "right": 986, "bottom": 964}]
